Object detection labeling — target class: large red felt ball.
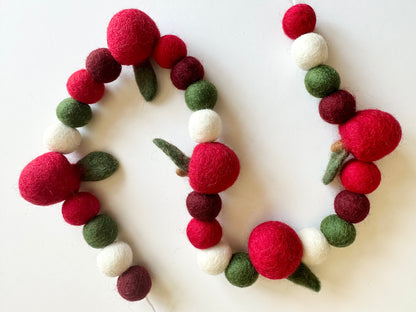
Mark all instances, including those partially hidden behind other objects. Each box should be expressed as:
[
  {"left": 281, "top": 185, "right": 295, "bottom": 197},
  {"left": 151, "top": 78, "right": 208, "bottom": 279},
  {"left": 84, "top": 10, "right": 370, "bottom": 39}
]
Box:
[
  {"left": 186, "top": 218, "right": 222, "bottom": 249},
  {"left": 188, "top": 143, "right": 240, "bottom": 194},
  {"left": 170, "top": 56, "right": 204, "bottom": 90},
  {"left": 153, "top": 35, "right": 187, "bottom": 69},
  {"left": 86, "top": 48, "right": 122, "bottom": 83},
  {"left": 186, "top": 191, "right": 222, "bottom": 222},
  {"left": 62, "top": 192, "right": 100, "bottom": 226},
  {"left": 339, "top": 109, "right": 402, "bottom": 162},
  {"left": 340, "top": 160, "right": 381, "bottom": 194},
  {"left": 319, "top": 90, "right": 356, "bottom": 124},
  {"left": 248, "top": 221, "right": 303, "bottom": 279},
  {"left": 107, "top": 9, "right": 160, "bottom": 65},
  {"left": 282, "top": 4, "right": 316, "bottom": 40},
  {"left": 117, "top": 265, "right": 152, "bottom": 301},
  {"left": 334, "top": 190, "right": 370, "bottom": 223},
  {"left": 66, "top": 69, "right": 105, "bottom": 104},
  {"left": 19, "top": 152, "right": 80, "bottom": 206}
]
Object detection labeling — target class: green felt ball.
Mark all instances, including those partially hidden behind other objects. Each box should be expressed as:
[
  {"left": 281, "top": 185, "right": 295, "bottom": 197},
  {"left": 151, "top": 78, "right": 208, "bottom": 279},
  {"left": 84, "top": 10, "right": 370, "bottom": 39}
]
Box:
[
  {"left": 320, "top": 214, "right": 356, "bottom": 247},
  {"left": 77, "top": 151, "right": 119, "bottom": 181},
  {"left": 56, "top": 98, "right": 92, "bottom": 128},
  {"left": 225, "top": 252, "right": 258, "bottom": 288},
  {"left": 83, "top": 214, "right": 118, "bottom": 248},
  {"left": 304, "top": 65, "right": 340, "bottom": 98},
  {"left": 185, "top": 80, "right": 218, "bottom": 111}
]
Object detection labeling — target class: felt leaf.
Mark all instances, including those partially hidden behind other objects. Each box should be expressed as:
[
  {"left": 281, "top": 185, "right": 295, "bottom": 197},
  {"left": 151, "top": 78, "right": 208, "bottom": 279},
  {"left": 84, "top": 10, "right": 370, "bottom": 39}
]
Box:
[
  {"left": 133, "top": 60, "right": 157, "bottom": 101},
  {"left": 77, "top": 151, "right": 119, "bottom": 181},
  {"left": 287, "top": 262, "right": 321, "bottom": 292},
  {"left": 153, "top": 138, "right": 190, "bottom": 174},
  {"left": 322, "top": 149, "right": 349, "bottom": 185}
]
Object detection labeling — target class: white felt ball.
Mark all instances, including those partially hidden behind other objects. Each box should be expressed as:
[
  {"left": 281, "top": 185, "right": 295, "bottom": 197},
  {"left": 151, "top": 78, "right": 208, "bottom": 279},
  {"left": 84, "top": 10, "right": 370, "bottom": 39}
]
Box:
[
  {"left": 97, "top": 241, "right": 133, "bottom": 277},
  {"left": 43, "top": 123, "right": 81, "bottom": 154},
  {"left": 291, "top": 33, "right": 328, "bottom": 71},
  {"left": 197, "top": 241, "right": 232, "bottom": 275},
  {"left": 298, "top": 227, "right": 330, "bottom": 266},
  {"left": 188, "top": 109, "right": 222, "bottom": 143}
]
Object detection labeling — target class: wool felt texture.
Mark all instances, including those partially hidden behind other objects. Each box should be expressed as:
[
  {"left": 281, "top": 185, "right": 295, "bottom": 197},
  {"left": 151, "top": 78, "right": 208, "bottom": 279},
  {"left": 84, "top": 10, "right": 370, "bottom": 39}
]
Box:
[
  {"left": 188, "top": 142, "right": 240, "bottom": 194},
  {"left": 186, "top": 218, "right": 222, "bottom": 249},
  {"left": 97, "top": 241, "right": 133, "bottom": 277},
  {"left": 76, "top": 151, "right": 119, "bottom": 181},
  {"left": 62, "top": 192, "right": 100, "bottom": 226},
  {"left": 320, "top": 214, "right": 356, "bottom": 247},
  {"left": 186, "top": 191, "right": 222, "bottom": 222},
  {"left": 291, "top": 33, "right": 328, "bottom": 71},
  {"left": 153, "top": 138, "right": 191, "bottom": 174},
  {"left": 287, "top": 262, "right": 321, "bottom": 292},
  {"left": 340, "top": 159, "right": 381, "bottom": 194},
  {"left": 248, "top": 221, "right": 303, "bottom": 280},
  {"left": 153, "top": 34, "right": 187, "bottom": 69},
  {"left": 334, "top": 190, "right": 370, "bottom": 223},
  {"left": 319, "top": 90, "right": 356, "bottom": 124},
  {"left": 185, "top": 80, "right": 218, "bottom": 111},
  {"left": 83, "top": 214, "right": 118, "bottom": 248},
  {"left": 170, "top": 56, "right": 204, "bottom": 90},
  {"left": 43, "top": 123, "right": 82, "bottom": 154},
  {"left": 117, "top": 265, "right": 152, "bottom": 301},
  {"left": 66, "top": 69, "right": 105, "bottom": 104},
  {"left": 197, "top": 241, "right": 232, "bottom": 275},
  {"left": 86, "top": 48, "right": 122, "bottom": 83},
  {"left": 56, "top": 97, "right": 92, "bottom": 128},
  {"left": 19, "top": 152, "right": 80, "bottom": 206},
  {"left": 282, "top": 4, "right": 316, "bottom": 40},
  {"left": 298, "top": 227, "right": 330, "bottom": 266},
  {"left": 189, "top": 109, "right": 222, "bottom": 143},
  {"left": 133, "top": 60, "right": 158, "bottom": 102},
  {"left": 304, "top": 65, "right": 340, "bottom": 98},
  {"left": 107, "top": 9, "right": 160, "bottom": 66},
  {"left": 339, "top": 109, "right": 402, "bottom": 162},
  {"left": 322, "top": 149, "right": 349, "bottom": 185},
  {"left": 225, "top": 252, "right": 259, "bottom": 288}
]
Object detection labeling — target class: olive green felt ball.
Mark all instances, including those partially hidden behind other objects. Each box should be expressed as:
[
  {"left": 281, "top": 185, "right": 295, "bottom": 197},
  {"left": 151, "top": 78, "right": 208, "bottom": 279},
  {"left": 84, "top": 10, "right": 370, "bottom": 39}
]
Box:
[
  {"left": 320, "top": 214, "right": 356, "bottom": 247},
  {"left": 83, "top": 214, "right": 118, "bottom": 248},
  {"left": 185, "top": 80, "right": 218, "bottom": 111},
  {"left": 304, "top": 65, "right": 340, "bottom": 98},
  {"left": 56, "top": 98, "right": 92, "bottom": 128},
  {"left": 225, "top": 252, "right": 258, "bottom": 288}
]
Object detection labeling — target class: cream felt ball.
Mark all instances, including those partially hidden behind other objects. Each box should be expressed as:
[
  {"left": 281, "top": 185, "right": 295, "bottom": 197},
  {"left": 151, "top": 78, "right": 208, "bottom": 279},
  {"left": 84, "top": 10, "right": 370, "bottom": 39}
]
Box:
[
  {"left": 189, "top": 109, "right": 222, "bottom": 143},
  {"left": 291, "top": 33, "right": 328, "bottom": 71},
  {"left": 298, "top": 228, "right": 330, "bottom": 266},
  {"left": 97, "top": 241, "right": 133, "bottom": 277},
  {"left": 43, "top": 123, "right": 82, "bottom": 154},
  {"left": 197, "top": 241, "right": 232, "bottom": 275}
]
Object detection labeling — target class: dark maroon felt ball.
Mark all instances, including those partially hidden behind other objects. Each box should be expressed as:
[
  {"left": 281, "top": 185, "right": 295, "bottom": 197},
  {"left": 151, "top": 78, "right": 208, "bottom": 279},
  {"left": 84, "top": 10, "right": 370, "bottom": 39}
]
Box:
[
  {"left": 86, "top": 48, "right": 122, "bottom": 83},
  {"left": 170, "top": 56, "right": 204, "bottom": 90},
  {"left": 117, "top": 265, "right": 152, "bottom": 301},
  {"left": 319, "top": 90, "right": 356, "bottom": 124},
  {"left": 334, "top": 190, "right": 370, "bottom": 223},
  {"left": 186, "top": 191, "right": 222, "bottom": 222}
]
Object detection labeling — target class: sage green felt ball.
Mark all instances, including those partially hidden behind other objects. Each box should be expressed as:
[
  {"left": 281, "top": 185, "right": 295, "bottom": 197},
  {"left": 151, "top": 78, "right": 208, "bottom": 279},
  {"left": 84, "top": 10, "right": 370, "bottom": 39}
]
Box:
[
  {"left": 185, "top": 80, "right": 218, "bottom": 111},
  {"left": 320, "top": 214, "right": 356, "bottom": 247},
  {"left": 83, "top": 214, "right": 118, "bottom": 248},
  {"left": 304, "top": 65, "right": 340, "bottom": 98},
  {"left": 225, "top": 252, "right": 258, "bottom": 288},
  {"left": 56, "top": 98, "right": 92, "bottom": 128}
]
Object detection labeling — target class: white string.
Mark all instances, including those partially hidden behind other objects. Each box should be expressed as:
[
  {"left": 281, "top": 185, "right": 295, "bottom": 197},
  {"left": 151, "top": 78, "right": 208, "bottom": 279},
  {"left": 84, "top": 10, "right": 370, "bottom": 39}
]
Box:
[{"left": 146, "top": 296, "right": 156, "bottom": 312}]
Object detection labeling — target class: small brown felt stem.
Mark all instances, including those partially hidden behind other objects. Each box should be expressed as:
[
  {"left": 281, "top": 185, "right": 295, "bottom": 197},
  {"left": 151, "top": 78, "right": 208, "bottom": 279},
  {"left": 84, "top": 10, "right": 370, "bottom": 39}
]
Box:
[
  {"left": 331, "top": 140, "right": 344, "bottom": 153},
  {"left": 176, "top": 168, "right": 188, "bottom": 177}
]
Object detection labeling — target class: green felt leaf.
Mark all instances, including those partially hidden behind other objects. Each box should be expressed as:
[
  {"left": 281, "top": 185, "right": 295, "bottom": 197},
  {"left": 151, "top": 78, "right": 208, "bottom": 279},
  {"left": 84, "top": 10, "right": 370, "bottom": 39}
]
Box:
[
  {"left": 287, "top": 262, "right": 321, "bottom": 292},
  {"left": 322, "top": 149, "right": 349, "bottom": 185},
  {"left": 77, "top": 151, "right": 119, "bottom": 181},
  {"left": 153, "top": 138, "right": 190, "bottom": 173},
  {"left": 134, "top": 60, "right": 157, "bottom": 102}
]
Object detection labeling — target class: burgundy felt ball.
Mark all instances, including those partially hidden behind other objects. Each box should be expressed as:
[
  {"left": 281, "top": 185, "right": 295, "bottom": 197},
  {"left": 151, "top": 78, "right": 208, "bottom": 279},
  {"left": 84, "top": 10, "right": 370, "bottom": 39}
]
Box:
[
  {"left": 107, "top": 9, "right": 160, "bottom": 65},
  {"left": 62, "top": 192, "right": 100, "bottom": 226},
  {"left": 340, "top": 159, "right": 381, "bottom": 194},
  {"left": 186, "top": 191, "right": 222, "bottom": 222},
  {"left": 282, "top": 4, "right": 316, "bottom": 39},
  {"left": 19, "top": 152, "right": 80, "bottom": 206},
  {"left": 334, "top": 190, "right": 370, "bottom": 223},
  {"left": 248, "top": 221, "right": 303, "bottom": 279},
  {"left": 170, "top": 56, "right": 204, "bottom": 90},
  {"left": 117, "top": 265, "right": 152, "bottom": 301},
  {"left": 186, "top": 218, "right": 222, "bottom": 249},
  {"left": 86, "top": 48, "right": 122, "bottom": 83},
  {"left": 66, "top": 69, "right": 105, "bottom": 104},
  {"left": 153, "top": 35, "right": 187, "bottom": 69},
  {"left": 319, "top": 90, "right": 356, "bottom": 124}
]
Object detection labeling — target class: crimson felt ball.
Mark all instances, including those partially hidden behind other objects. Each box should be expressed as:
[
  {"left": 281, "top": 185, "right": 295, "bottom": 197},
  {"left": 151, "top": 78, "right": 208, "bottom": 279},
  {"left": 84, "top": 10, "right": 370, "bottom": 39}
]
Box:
[
  {"left": 248, "top": 221, "right": 303, "bottom": 279},
  {"left": 340, "top": 159, "right": 381, "bottom": 194},
  {"left": 153, "top": 35, "right": 187, "bottom": 69},
  {"left": 186, "top": 218, "right": 222, "bottom": 249},
  {"left": 66, "top": 69, "right": 105, "bottom": 104},
  {"left": 19, "top": 152, "right": 80, "bottom": 206},
  {"left": 186, "top": 191, "right": 222, "bottom": 222},
  {"left": 86, "top": 48, "right": 122, "bottom": 83},
  {"left": 107, "top": 9, "right": 160, "bottom": 65},
  {"left": 117, "top": 265, "right": 152, "bottom": 301},
  {"left": 62, "top": 192, "right": 100, "bottom": 226},
  {"left": 319, "top": 90, "right": 356, "bottom": 124},
  {"left": 334, "top": 190, "right": 370, "bottom": 223},
  {"left": 170, "top": 56, "right": 204, "bottom": 90},
  {"left": 282, "top": 4, "right": 316, "bottom": 39}
]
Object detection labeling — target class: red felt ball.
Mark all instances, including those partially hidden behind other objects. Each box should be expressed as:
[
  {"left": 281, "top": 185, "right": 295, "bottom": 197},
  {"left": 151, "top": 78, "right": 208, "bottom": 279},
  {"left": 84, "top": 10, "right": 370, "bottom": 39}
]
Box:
[
  {"left": 117, "top": 265, "right": 152, "bottom": 301},
  {"left": 107, "top": 9, "right": 160, "bottom": 65},
  {"left": 19, "top": 152, "right": 80, "bottom": 206},
  {"left": 282, "top": 4, "right": 316, "bottom": 39},
  {"left": 340, "top": 159, "right": 381, "bottom": 194},
  {"left": 66, "top": 69, "right": 105, "bottom": 104},
  {"left": 186, "top": 191, "right": 222, "bottom": 222},
  {"left": 334, "top": 190, "right": 370, "bottom": 223},
  {"left": 186, "top": 218, "right": 222, "bottom": 249},
  {"left": 86, "top": 48, "right": 122, "bottom": 83},
  {"left": 319, "top": 90, "right": 356, "bottom": 124},
  {"left": 188, "top": 142, "right": 240, "bottom": 194},
  {"left": 153, "top": 35, "right": 187, "bottom": 69},
  {"left": 170, "top": 56, "right": 204, "bottom": 90},
  {"left": 62, "top": 192, "right": 100, "bottom": 226},
  {"left": 248, "top": 221, "right": 302, "bottom": 279},
  {"left": 339, "top": 109, "right": 402, "bottom": 162}
]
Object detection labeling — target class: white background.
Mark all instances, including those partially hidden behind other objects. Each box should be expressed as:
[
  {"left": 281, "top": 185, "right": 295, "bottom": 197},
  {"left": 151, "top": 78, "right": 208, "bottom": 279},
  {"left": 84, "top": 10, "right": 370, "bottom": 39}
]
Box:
[{"left": 1, "top": 0, "right": 415, "bottom": 311}]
